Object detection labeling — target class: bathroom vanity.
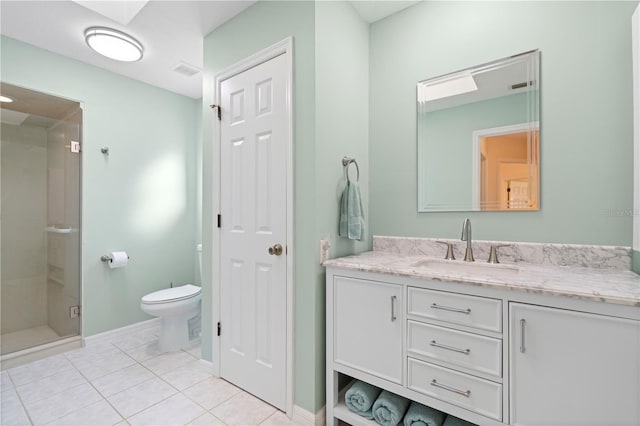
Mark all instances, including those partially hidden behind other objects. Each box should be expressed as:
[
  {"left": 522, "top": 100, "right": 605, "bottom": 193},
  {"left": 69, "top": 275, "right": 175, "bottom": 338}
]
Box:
[{"left": 325, "top": 237, "right": 640, "bottom": 426}]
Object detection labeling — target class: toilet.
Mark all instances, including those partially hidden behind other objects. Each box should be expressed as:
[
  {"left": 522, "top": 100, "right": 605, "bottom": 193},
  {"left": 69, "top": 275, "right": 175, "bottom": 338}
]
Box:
[{"left": 140, "top": 245, "right": 203, "bottom": 352}]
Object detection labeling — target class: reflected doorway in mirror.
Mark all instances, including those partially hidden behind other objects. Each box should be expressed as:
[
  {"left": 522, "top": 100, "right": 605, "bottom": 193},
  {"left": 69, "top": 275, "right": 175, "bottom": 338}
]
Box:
[
  {"left": 417, "top": 50, "right": 540, "bottom": 212},
  {"left": 472, "top": 123, "right": 540, "bottom": 211}
]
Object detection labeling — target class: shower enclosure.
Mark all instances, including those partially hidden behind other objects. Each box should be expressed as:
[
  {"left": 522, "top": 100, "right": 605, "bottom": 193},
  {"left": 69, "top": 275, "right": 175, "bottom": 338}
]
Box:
[{"left": 1, "top": 83, "right": 82, "bottom": 361}]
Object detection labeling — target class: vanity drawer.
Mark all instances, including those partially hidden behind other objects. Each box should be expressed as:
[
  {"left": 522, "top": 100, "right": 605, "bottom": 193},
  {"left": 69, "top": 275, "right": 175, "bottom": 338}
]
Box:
[
  {"left": 408, "top": 357, "right": 502, "bottom": 421},
  {"left": 408, "top": 287, "right": 502, "bottom": 333},
  {"left": 407, "top": 321, "right": 502, "bottom": 378}
]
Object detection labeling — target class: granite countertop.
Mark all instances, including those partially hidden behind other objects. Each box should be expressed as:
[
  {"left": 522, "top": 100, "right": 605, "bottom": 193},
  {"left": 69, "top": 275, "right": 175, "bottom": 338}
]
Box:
[{"left": 323, "top": 251, "right": 640, "bottom": 307}]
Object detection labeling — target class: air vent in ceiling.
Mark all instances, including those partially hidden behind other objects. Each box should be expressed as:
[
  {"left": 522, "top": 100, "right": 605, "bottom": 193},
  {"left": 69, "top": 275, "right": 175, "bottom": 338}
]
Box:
[{"left": 173, "top": 62, "right": 201, "bottom": 77}]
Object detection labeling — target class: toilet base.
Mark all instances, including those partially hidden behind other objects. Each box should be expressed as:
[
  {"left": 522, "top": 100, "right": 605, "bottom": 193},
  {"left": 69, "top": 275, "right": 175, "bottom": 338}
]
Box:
[{"left": 158, "top": 315, "right": 196, "bottom": 352}]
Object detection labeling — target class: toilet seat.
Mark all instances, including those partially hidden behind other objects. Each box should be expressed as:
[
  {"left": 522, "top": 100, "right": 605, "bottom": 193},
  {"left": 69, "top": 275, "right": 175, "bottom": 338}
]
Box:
[{"left": 142, "top": 284, "right": 201, "bottom": 305}]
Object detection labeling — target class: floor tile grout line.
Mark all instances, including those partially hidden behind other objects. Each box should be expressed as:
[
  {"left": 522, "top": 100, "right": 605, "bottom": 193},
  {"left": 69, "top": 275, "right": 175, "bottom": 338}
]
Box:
[
  {"left": 10, "top": 380, "right": 36, "bottom": 426},
  {"left": 121, "top": 355, "right": 218, "bottom": 423},
  {"left": 15, "top": 353, "right": 94, "bottom": 426},
  {"left": 3, "top": 338, "right": 286, "bottom": 426},
  {"left": 182, "top": 377, "right": 242, "bottom": 413},
  {"left": 28, "top": 359, "right": 108, "bottom": 426},
  {"left": 115, "top": 349, "right": 191, "bottom": 421},
  {"left": 78, "top": 361, "right": 127, "bottom": 426},
  {"left": 52, "top": 344, "right": 135, "bottom": 425}
]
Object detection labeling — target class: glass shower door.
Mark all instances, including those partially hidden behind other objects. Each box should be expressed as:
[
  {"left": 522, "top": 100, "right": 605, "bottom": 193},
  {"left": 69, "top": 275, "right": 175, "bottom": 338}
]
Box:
[
  {"left": 45, "top": 107, "right": 82, "bottom": 343},
  {"left": 1, "top": 83, "right": 82, "bottom": 356}
]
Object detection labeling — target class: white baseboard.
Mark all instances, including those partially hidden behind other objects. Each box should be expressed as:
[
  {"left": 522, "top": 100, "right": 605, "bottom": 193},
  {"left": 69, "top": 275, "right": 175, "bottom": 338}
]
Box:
[
  {"left": 292, "top": 405, "right": 326, "bottom": 426},
  {"left": 198, "top": 358, "right": 215, "bottom": 374},
  {"left": 83, "top": 318, "right": 160, "bottom": 347}
]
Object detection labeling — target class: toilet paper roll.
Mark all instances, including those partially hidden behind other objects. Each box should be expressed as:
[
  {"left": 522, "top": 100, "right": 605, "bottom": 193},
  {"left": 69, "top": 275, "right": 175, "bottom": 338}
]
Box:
[{"left": 109, "top": 251, "right": 129, "bottom": 269}]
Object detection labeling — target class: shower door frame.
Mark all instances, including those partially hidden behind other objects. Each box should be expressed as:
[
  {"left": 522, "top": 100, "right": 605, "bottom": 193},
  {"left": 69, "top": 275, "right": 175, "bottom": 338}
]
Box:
[{"left": 0, "top": 83, "right": 84, "bottom": 364}]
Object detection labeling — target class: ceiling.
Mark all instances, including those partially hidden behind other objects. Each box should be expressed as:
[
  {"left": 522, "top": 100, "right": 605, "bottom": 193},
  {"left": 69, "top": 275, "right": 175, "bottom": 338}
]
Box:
[
  {"left": 0, "top": 82, "right": 81, "bottom": 127},
  {"left": 0, "top": 1, "right": 419, "bottom": 100}
]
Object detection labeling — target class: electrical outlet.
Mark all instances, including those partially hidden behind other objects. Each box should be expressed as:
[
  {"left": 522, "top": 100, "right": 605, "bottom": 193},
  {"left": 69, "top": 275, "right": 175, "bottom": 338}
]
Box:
[{"left": 320, "top": 238, "right": 330, "bottom": 263}]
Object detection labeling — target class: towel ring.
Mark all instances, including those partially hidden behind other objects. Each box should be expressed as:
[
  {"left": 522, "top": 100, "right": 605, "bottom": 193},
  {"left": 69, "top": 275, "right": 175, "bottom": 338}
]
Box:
[{"left": 342, "top": 157, "right": 360, "bottom": 182}]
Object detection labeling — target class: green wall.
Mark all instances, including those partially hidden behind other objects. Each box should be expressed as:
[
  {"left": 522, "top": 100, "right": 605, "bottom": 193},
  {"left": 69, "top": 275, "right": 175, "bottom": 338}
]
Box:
[
  {"left": 201, "top": 0, "right": 319, "bottom": 412},
  {"left": 315, "top": 0, "right": 370, "bottom": 410},
  {"left": 370, "top": 1, "right": 637, "bottom": 245},
  {"left": 1, "top": 36, "right": 199, "bottom": 336},
  {"left": 202, "top": 0, "right": 369, "bottom": 413}
]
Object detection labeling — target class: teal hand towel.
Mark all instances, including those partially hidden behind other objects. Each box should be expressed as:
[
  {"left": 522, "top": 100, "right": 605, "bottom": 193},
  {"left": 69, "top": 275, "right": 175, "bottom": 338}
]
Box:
[
  {"left": 443, "top": 415, "right": 476, "bottom": 426},
  {"left": 345, "top": 380, "right": 382, "bottom": 419},
  {"left": 403, "top": 402, "right": 446, "bottom": 426},
  {"left": 372, "top": 390, "right": 410, "bottom": 426},
  {"left": 339, "top": 181, "right": 365, "bottom": 241}
]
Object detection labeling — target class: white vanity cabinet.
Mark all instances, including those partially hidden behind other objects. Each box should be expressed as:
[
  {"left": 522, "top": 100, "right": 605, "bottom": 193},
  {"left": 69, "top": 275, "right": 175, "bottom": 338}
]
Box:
[
  {"left": 509, "top": 303, "right": 640, "bottom": 426},
  {"left": 333, "top": 275, "right": 403, "bottom": 384},
  {"left": 326, "top": 266, "right": 640, "bottom": 426}
]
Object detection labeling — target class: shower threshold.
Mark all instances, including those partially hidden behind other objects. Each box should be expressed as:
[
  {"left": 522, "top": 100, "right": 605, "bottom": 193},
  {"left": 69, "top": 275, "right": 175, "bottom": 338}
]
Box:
[{"left": 1, "top": 334, "right": 82, "bottom": 370}]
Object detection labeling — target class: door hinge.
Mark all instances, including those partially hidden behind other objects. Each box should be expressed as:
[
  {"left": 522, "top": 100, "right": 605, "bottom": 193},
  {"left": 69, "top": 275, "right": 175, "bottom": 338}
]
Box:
[
  {"left": 217, "top": 214, "right": 221, "bottom": 228},
  {"left": 66, "top": 141, "right": 81, "bottom": 153},
  {"left": 217, "top": 322, "right": 221, "bottom": 336},
  {"left": 210, "top": 104, "right": 221, "bottom": 121},
  {"left": 69, "top": 305, "right": 81, "bottom": 318}
]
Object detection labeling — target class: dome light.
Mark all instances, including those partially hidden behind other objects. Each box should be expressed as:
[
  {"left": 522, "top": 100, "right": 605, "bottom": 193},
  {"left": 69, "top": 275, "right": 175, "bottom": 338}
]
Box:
[{"left": 84, "top": 27, "right": 143, "bottom": 62}]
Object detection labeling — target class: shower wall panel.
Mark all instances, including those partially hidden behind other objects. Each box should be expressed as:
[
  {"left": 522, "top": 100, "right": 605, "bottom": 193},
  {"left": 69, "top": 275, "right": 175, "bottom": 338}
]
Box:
[{"left": 1, "top": 123, "right": 48, "bottom": 334}]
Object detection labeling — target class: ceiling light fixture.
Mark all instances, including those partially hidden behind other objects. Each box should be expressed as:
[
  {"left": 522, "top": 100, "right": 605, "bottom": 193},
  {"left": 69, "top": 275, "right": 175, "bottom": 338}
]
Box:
[
  {"left": 84, "top": 27, "right": 143, "bottom": 62},
  {"left": 0, "top": 95, "right": 14, "bottom": 103}
]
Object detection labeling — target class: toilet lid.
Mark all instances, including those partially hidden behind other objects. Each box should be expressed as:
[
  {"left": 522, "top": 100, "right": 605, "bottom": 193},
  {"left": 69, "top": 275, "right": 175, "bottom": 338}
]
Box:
[{"left": 142, "top": 284, "right": 201, "bottom": 304}]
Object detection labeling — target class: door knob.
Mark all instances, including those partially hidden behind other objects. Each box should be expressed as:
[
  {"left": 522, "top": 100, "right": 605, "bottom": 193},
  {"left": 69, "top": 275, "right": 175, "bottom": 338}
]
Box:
[{"left": 268, "top": 244, "right": 283, "bottom": 256}]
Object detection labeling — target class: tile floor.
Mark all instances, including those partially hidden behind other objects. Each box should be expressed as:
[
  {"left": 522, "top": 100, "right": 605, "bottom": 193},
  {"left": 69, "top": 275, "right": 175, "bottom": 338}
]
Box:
[{"left": 0, "top": 324, "right": 299, "bottom": 426}]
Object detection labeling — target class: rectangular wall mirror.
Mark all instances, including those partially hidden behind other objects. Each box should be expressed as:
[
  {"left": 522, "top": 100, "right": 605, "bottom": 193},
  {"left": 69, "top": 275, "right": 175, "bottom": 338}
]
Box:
[{"left": 417, "top": 50, "right": 540, "bottom": 212}]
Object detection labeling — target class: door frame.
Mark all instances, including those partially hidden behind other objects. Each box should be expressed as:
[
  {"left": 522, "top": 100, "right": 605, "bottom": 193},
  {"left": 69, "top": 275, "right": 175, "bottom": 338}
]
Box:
[
  {"left": 471, "top": 121, "right": 539, "bottom": 211},
  {"left": 210, "top": 37, "right": 294, "bottom": 416}
]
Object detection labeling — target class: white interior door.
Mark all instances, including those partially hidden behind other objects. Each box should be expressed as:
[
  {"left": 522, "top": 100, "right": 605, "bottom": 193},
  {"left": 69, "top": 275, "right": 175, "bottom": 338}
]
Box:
[{"left": 219, "top": 53, "right": 288, "bottom": 410}]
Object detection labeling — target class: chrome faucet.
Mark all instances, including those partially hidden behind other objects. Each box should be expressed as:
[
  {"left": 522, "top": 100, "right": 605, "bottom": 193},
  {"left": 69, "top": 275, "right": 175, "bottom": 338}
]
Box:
[{"left": 461, "top": 218, "right": 474, "bottom": 262}]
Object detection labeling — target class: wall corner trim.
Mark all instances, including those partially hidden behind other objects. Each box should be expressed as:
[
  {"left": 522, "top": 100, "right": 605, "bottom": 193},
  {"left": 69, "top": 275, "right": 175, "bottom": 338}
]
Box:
[{"left": 292, "top": 405, "right": 326, "bottom": 426}]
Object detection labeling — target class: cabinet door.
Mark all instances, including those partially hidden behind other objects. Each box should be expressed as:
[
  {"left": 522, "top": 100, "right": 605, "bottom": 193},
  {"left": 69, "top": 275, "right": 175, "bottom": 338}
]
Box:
[
  {"left": 510, "top": 303, "right": 640, "bottom": 426},
  {"left": 334, "top": 276, "right": 403, "bottom": 384}
]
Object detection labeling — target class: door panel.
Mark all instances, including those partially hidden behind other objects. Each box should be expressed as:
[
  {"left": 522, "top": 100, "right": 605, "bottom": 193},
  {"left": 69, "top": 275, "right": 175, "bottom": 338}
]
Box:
[{"left": 220, "top": 53, "right": 288, "bottom": 410}]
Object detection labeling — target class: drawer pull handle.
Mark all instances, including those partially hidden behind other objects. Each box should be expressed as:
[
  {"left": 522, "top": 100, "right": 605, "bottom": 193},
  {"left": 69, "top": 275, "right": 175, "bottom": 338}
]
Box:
[
  {"left": 430, "top": 303, "right": 471, "bottom": 314},
  {"left": 430, "top": 379, "right": 471, "bottom": 397},
  {"left": 520, "top": 318, "right": 526, "bottom": 353},
  {"left": 430, "top": 340, "right": 470, "bottom": 355},
  {"left": 391, "top": 296, "right": 397, "bottom": 322}
]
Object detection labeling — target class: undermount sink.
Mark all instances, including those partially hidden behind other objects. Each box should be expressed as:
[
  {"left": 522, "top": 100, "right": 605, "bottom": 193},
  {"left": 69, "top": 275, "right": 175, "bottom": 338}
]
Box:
[{"left": 412, "top": 258, "right": 519, "bottom": 277}]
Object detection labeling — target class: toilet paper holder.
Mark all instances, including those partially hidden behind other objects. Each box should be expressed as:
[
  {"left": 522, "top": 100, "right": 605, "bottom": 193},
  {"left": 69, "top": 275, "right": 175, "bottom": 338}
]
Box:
[{"left": 100, "top": 254, "right": 130, "bottom": 262}]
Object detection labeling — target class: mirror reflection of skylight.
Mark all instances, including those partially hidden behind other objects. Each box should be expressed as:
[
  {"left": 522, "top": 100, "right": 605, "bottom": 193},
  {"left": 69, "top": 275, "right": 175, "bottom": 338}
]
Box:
[{"left": 418, "top": 74, "right": 478, "bottom": 103}]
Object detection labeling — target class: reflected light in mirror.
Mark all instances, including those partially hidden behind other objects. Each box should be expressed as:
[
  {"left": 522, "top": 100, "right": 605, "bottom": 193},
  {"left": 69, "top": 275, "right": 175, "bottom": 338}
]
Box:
[
  {"left": 418, "top": 73, "right": 478, "bottom": 102},
  {"left": 131, "top": 153, "right": 186, "bottom": 235}
]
